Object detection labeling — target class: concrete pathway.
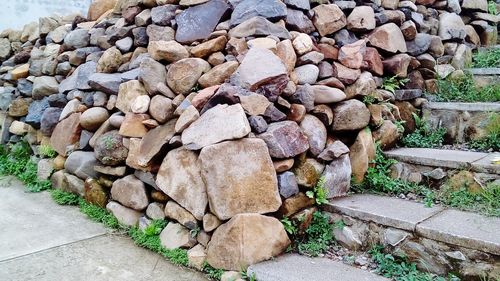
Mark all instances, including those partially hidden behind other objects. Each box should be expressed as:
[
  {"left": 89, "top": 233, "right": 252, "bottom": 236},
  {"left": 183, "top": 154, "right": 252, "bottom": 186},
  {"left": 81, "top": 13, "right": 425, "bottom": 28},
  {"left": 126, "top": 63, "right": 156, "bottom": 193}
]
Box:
[{"left": 0, "top": 176, "right": 208, "bottom": 281}]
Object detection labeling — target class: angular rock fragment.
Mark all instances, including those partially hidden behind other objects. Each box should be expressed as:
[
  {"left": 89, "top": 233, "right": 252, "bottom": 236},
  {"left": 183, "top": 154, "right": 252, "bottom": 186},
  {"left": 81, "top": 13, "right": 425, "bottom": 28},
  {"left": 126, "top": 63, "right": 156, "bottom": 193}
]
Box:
[{"left": 257, "top": 121, "right": 309, "bottom": 158}]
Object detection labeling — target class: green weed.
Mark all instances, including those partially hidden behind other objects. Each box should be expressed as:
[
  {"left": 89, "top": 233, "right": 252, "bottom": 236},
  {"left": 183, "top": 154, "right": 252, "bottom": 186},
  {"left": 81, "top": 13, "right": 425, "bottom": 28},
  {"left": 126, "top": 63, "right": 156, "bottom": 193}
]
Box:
[
  {"left": 39, "top": 145, "right": 57, "bottom": 158},
  {"left": 470, "top": 113, "right": 500, "bottom": 152},
  {"left": 435, "top": 72, "right": 500, "bottom": 102},
  {"left": 382, "top": 76, "right": 409, "bottom": 93},
  {"left": 203, "top": 262, "right": 225, "bottom": 280},
  {"left": 363, "top": 95, "right": 377, "bottom": 105},
  {"left": 369, "top": 245, "right": 459, "bottom": 281},
  {"left": 281, "top": 217, "right": 298, "bottom": 235},
  {"left": 438, "top": 183, "right": 500, "bottom": 217},
  {"left": 306, "top": 176, "right": 328, "bottom": 205},
  {"left": 402, "top": 113, "right": 446, "bottom": 148},
  {"left": 0, "top": 141, "right": 51, "bottom": 192},
  {"left": 296, "top": 211, "right": 334, "bottom": 257},
  {"left": 50, "top": 189, "right": 81, "bottom": 205},
  {"left": 79, "top": 200, "right": 123, "bottom": 229},
  {"left": 473, "top": 47, "right": 500, "bottom": 68}
]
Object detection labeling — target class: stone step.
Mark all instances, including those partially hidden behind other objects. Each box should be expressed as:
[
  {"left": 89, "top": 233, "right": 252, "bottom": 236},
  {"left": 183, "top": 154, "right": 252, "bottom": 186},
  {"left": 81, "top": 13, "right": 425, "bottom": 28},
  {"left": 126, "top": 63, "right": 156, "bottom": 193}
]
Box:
[
  {"left": 467, "top": 67, "right": 500, "bottom": 88},
  {"left": 322, "top": 194, "right": 500, "bottom": 278},
  {"left": 248, "top": 254, "right": 390, "bottom": 281},
  {"left": 384, "top": 147, "right": 499, "bottom": 175},
  {"left": 422, "top": 101, "right": 500, "bottom": 144}
]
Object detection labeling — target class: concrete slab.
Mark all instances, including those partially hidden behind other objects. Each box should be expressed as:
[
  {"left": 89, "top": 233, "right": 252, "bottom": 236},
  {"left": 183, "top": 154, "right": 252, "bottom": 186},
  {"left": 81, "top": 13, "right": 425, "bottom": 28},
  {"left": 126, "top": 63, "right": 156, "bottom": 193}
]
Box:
[
  {"left": 384, "top": 148, "right": 488, "bottom": 170},
  {"left": 471, "top": 152, "right": 500, "bottom": 174},
  {"left": 0, "top": 234, "right": 208, "bottom": 281},
  {"left": 0, "top": 176, "right": 107, "bottom": 261},
  {"left": 324, "top": 194, "right": 443, "bottom": 231},
  {"left": 248, "top": 254, "right": 390, "bottom": 281},
  {"left": 423, "top": 102, "right": 500, "bottom": 112},
  {"left": 416, "top": 209, "right": 500, "bottom": 255}
]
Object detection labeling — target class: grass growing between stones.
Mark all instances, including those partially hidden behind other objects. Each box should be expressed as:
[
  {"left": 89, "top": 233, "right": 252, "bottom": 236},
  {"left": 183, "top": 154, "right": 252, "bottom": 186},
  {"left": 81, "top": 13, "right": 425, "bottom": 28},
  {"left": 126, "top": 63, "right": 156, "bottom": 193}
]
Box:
[
  {"left": 369, "top": 245, "right": 459, "bottom": 281},
  {"left": 283, "top": 211, "right": 335, "bottom": 257},
  {"left": 402, "top": 113, "right": 446, "bottom": 148},
  {"left": 435, "top": 72, "right": 500, "bottom": 102},
  {"left": 0, "top": 141, "right": 51, "bottom": 192},
  {"left": 352, "top": 145, "right": 436, "bottom": 207},
  {"left": 469, "top": 113, "right": 500, "bottom": 152},
  {"left": 472, "top": 47, "right": 500, "bottom": 68},
  {"left": 437, "top": 182, "right": 500, "bottom": 217}
]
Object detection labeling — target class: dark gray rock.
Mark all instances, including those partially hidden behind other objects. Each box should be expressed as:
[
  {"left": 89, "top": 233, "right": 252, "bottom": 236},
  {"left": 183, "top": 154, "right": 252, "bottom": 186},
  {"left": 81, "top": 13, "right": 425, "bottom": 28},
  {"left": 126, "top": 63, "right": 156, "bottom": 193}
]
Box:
[
  {"left": 394, "top": 89, "right": 423, "bottom": 101},
  {"left": 231, "top": 0, "right": 287, "bottom": 27},
  {"left": 151, "top": 5, "right": 178, "bottom": 26},
  {"left": 289, "top": 84, "right": 314, "bottom": 111},
  {"left": 248, "top": 115, "right": 268, "bottom": 133},
  {"left": 64, "top": 29, "right": 90, "bottom": 49},
  {"left": 25, "top": 98, "right": 50, "bottom": 129},
  {"left": 406, "top": 33, "right": 431, "bottom": 56},
  {"left": 284, "top": 0, "right": 310, "bottom": 11},
  {"left": 88, "top": 73, "right": 123, "bottom": 95},
  {"left": 59, "top": 61, "right": 97, "bottom": 94},
  {"left": 47, "top": 94, "right": 68, "bottom": 108},
  {"left": 334, "top": 29, "right": 358, "bottom": 47},
  {"left": 17, "top": 79, "right": 33, "bottom": 96},
  {"left": 132, "top": 27, "right": 148, "bottom": 47},
  {"left": 228, "top": 16, "right": 291, "bottom": 39},
  {"left": 277, "top": 171, "right": 299, "bottom": 199},
  {"left": 64, "top": 151, "right": 99, "bottom": 180},
  {"left": 175, "top": 0, "right": 230, "bottom": 44},
  {"left": 286, "top": 8, "right": 315, "bottom": 34},
  {"left": 40, "top": 107, "right": 63, "bottom": 136}
]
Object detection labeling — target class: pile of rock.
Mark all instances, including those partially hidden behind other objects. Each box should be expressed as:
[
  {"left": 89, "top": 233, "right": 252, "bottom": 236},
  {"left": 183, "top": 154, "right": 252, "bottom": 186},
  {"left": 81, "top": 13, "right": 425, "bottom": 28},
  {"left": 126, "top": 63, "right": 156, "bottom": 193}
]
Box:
[{"left": 0, "top": 0, "right": 498, "bottom": 272}]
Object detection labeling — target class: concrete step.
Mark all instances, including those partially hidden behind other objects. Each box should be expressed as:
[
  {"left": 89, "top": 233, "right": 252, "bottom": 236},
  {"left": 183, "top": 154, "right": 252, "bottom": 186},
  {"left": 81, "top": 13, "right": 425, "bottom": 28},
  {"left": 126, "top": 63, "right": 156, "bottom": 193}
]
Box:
[
  {"left": 322, "top": 194, "right": 500, "bottom": 278},
  {"left": 248, "top": 254, "right": 390, "bottom": 281},
  {"left": 422, "top": 101, "right": 500, "bottom": 144},
  {"left": 384, "top": 147, "right": 499, "bottom": 175},
  {"left": 467, "top": 67, "right": 500, "bottom": 88}
]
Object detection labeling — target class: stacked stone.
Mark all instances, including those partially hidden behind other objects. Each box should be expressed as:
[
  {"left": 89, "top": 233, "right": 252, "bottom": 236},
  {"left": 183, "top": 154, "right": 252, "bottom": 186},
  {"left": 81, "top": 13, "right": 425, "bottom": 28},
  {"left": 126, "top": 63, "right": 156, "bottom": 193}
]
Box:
[{"left": 0, "top": 0, "right": 497, "bottom": 272}]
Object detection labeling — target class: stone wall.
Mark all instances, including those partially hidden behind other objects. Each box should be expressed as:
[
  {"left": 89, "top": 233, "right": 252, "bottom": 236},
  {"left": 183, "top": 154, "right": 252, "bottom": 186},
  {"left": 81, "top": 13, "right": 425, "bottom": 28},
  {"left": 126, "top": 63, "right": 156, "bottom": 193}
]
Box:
[{"left": 0, "top": 0, "right": 499, "bottom": 273}]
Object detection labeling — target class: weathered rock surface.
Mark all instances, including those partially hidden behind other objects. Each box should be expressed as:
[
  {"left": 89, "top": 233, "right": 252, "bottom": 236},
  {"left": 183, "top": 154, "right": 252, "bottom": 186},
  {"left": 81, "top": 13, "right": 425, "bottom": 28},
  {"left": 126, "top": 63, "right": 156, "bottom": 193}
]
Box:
[
  {"left": 111, "top": 175, "right": 149, "bottom": 211},
  {"left": 207, "top": 214, "right": 291, "bottom": 270},
  {"left": 199, "top": 139, "right": 281, "bottom": 220},
  {"left": 257, "top": 121, "right": 309, "bottom": 158}
]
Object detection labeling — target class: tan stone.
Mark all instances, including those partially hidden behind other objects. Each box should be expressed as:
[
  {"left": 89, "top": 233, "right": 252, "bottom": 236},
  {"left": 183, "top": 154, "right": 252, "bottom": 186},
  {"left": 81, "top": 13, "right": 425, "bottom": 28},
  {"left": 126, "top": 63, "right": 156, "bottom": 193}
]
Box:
[
  {"left": 156, "top": 147, "right": 207, "bottom": 220},
  {"left": 199, "top": 139, "right": 281, "bottom": 220},
  {"left": 203, "top": 213, "right": 221, "bottom": 232},
  {"left": 88, "top": 0, "right": 118, "bottom": 21},
  {"left": 119, "top": 113, "right": 148, "bottom": 137},
  {"left": 97, "top": 46, "right": 123, "bottom": 73},
  {"left": 198, "top": 61, "right": 239, "bottom": 88},
  {"left": 111, "top": 174, "right": 149, "bottom": 211},
  {"left": 181, "top": 104, "right": 250, "bottom": 150},
  {"left": 11, "top": 64, "right": 29, "bottom": 80},
  {"left": 276, "top": 39, "right": 297, "bottom": 74},
  {"left": 167, "top": 58, "right": 211, "bottom": 95},
  {"left": 50, "top": 113, "right": 82, "bottom": 156},
  {"left": 9, "top": 120, "right": 33, "bottom": 135},
  {"left": 247, "top": 37, "right": 277, "bottom": 51},
  {"left": 350, "top": 128, "right": 375, "bottom": 183},
  {"left": 116, "top": 80, "right": 148, "bottom": 113},
  {"left": 190, "top": 36, "right": 228, "bottom": 58},
  {"left": 106, "top": 201, "right": 141, "bottom": 227},
  {"left": 273, "top": 159, "right": 294, "bottom": 172},
  {"left": 175, "top": 105, "right": 199, "bottom": 133},
  {"left": 160, "top": 222, "right": 197, "bottom": 250},
  {"left": 206, "top": 214, "right": 291, "bottom": 270},
  {"left": 188, "top": 244, "right": 207, "bottom": 271},
  {"left": 347, "top": 6, "right": 375, "bottom": 32},
  {"left": 292, "top": 33, "right": 313, "bottom": 55},
  {"left": 369, "top": 23, "right": 407, "bottom": 53},
  {"left": 80, "top": 107, "right": 110, "bottom": 131},
  {"left": 312, "top": 4, "right": 346, "bottom": 36},
  {"left": 137, "top": 119, "right": 176, "bottom": 168},
  {"left": 164, "top": 201, "right": 198, "bottom": 229},
  {"left": 278, "top": 192, "right": 315, "bottom": 217},
  {"left": 148, "top": 40, "right": 189, "bottom": 63},
  {"left": 149, "top": 95, "right": 175, "bottom": 124}
]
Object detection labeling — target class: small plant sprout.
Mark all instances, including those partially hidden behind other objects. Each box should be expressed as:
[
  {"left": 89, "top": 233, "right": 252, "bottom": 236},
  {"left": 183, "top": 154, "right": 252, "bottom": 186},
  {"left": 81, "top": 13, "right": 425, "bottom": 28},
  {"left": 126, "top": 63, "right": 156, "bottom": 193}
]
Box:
[
  {"left": 306, "top": 176, "right": 329, "bottom": 205},
  {"left": 382, "top": 76, "right": 409, "bottom": 93},
  {"left": 281, "top": 217, "right": 298, "bottom": 235}
]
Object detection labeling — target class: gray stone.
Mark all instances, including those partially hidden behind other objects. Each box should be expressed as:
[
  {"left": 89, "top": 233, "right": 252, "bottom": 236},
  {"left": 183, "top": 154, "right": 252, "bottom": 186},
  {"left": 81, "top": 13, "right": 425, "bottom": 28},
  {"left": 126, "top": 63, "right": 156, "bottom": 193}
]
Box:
[
  {"left": 40, "top": 107, "right": 62, "bottom": 136},
  {"left": 394, "top": 89, "right": 423, "bottom": 101},
  {"left": 295, "top": 64, "right": 319, "bottom": 85},
  {"left": 325, "top": 194, "right": 443, "bottom": 231},
  {"left": 25, "top": 98, "right": 50, "bottom": 129},
  {"left": 248, "top": 115, "right": 268, "bottom": 133},
  {"left": 160, "top": 223, "right": 197, "bottom": 249},
  {"left": 175, "top": 0, "right": 230, "bottom": 44},
  {"left": 64, "top": 29, "right": 90, "bottom": 49},
  {"left": 285, "top": 9, "right": 315, "bottom": 34},
  {"left": 64, "top": 151, "right": 99, "bottom": 180},
  {"left": 406, "top": 33, "right": 431, "bottom": 56},
  {"left": 151, "top": 5, "right": 178, "bottom": 26},
  {"left": 384, "top": 228, "right": 409, "bottom": 247},
  {"left": 284, "top": 0, "right": 310, "bottom": 10},
  {"left": 32, "top": 76, "right": 59, "bottom": 100},
  {"left": 277, "top": 171, "right": 299, "bottom": 199},
  {"left": 182, "top": 104, "right": 250, "bottom": 150},
  {"left": 438, "top": 13, "right": 466, "bottom": 40},
  {"left": 111, "top": 175, "right": 149, "bottom": 211},
  {"left": 318, "top": 140, "right": 350, "bottom": 161},
  {"left": 300, "top": 114, "right": 326, "bottom": 157},
  {"left": 321, "top": 154, "right": 351, "bottom": 198},
  {"left": 146, "top": 203, "right": 166, "bottom": 220},
  {"left": 88, "top": 73, "right": 122, "bottom": 95},
  {"left": 230, "top": 0, "right": 287, "bottom": 27},
  {"left": 228, "top": 16, "right": 291, "bottom": 39},
  {"left": 106, "top": 201, "right": 142, "bottom": 227}
]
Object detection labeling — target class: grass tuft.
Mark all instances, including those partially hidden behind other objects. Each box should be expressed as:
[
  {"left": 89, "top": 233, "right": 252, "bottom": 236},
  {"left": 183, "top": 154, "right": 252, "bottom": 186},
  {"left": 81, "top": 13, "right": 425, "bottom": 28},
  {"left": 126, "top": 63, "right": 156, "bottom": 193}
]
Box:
[
  {"left": 50, "top": 189, "right": 81, "bottom": 205},
  {"left": 438, "top": 182, "right": 500, "bottom": 217},
  {"left": 79, "top": 200, "right": 122, "bottom": 229},
  {"left": 402, "top": 113, "right": 446, "bottom": 149},
  {"left": 472, "top": 48, "right": 500, "bottom": 68},
  {"left": 469, "top": 113, "right": 500, "bottom": 152},
  {"left": 435, "top": 72, "right": 500, "bottom": 103},
  {"left": 296, "top": 211, "right": 334, "bottom": 257}
]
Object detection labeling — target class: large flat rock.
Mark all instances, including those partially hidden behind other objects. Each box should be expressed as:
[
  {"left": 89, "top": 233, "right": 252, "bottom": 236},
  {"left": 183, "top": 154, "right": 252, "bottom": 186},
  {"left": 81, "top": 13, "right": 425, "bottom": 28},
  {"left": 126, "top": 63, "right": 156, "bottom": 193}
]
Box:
[
  {"left": 324, "top": 194, "right": 443, "bottom": 231},
  {"left": 248, "top": 254, "right": 390, "bottom": 281},
  {"left": 0, "top": 176, "right": 106, "bottom": 261},
  {"left": 423, "top": 102, "right": 500, "bottom": 112},
  {"left": 384, "top": 148, "right": 489, "bottom": 170},
  {"left": 416, "top": 209, "right": 500, "bottom": 255}
]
